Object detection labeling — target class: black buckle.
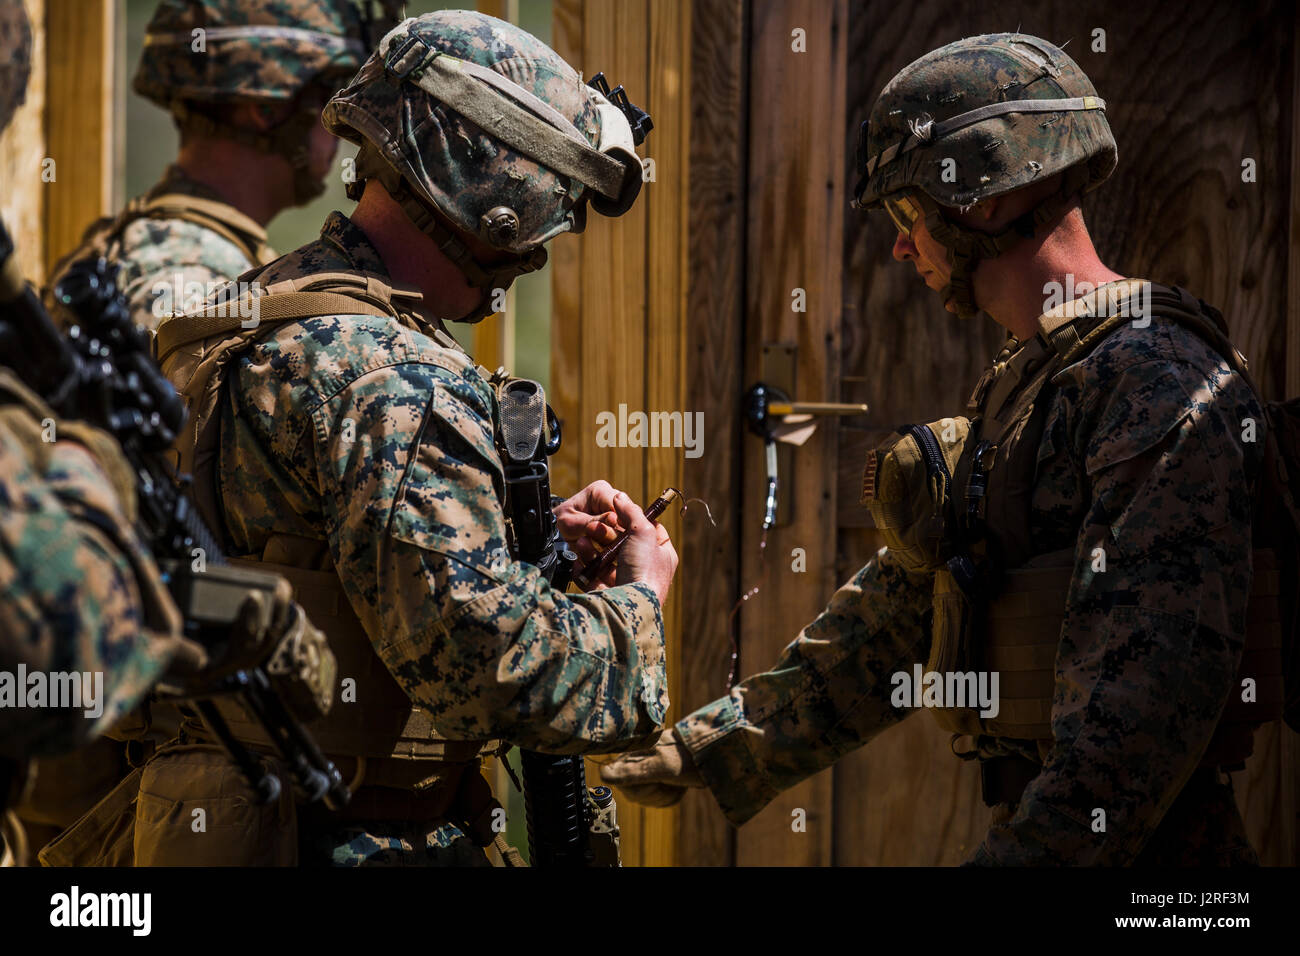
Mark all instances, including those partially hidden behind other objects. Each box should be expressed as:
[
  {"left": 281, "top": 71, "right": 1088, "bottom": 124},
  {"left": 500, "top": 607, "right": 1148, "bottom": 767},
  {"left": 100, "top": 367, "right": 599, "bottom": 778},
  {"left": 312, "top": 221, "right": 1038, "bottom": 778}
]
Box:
[
  {"left": 588, "top": 72, "right": 654, "bottom": 145},
  {"left": 945, "top": 552, "right": 980, "bottom": 599},
  {"left": 384, "top": 33, "right": 435, "bottom": 82},
  {"left": 966, "top": 439, "right": 994, "bottom": 530}
]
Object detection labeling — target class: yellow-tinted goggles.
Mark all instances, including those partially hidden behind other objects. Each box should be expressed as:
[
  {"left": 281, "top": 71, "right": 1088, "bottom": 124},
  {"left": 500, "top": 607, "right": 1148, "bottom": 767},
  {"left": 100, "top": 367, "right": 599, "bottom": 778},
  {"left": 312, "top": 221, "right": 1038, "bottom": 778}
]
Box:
[{"left": 882, "top": 192, "right": 923, "bottom": 238}]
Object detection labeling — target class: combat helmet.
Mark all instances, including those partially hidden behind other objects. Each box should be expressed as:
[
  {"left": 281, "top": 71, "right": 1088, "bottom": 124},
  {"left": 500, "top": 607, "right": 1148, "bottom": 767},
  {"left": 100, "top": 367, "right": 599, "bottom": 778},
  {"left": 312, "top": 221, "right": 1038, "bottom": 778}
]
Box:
[
  {"left": 322, "top": 10, "right": 653, "bottom": 323},
  {"left": 0, "top": 0, "right": 31, "bottom": 136},
  {"left": 134, "top": 0, "right": 403, "bottom": 203},
  {"left": 853, "top": 33, "right": 1117, "bottom": 318}
]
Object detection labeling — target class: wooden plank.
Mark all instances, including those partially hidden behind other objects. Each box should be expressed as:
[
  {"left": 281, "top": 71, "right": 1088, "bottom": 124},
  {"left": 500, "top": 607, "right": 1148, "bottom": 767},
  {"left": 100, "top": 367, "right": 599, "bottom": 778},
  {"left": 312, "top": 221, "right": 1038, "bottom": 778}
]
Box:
[
  {"left": 43, "top": 0, "right": 117, "bottom": 275},
  {"left": 578, "top": 0, "right": 651, "bottom": 867},
  {"left": 1248, "top": 0, "right": 1300, "bottom": 866},
  {"left": 476, "top": 0, "right": 510, "bottom": 19},
  {"left": 105, "top": 0, "right": 123, "bottom": 213},
  {"left": 675, "top": 0, "right": 747, "bottom": 868},
  {"left": 734, "top": 0, "right": 846, "bottom": 867},
  {"left": 1288, "top": 0, "right": 1300, "bottom": 397},
  {"left": 0, "top": 0, "right": 46, "bottom": 283},
  {"left": 636, "top": 0, "right": 690, "bottom": 869}
]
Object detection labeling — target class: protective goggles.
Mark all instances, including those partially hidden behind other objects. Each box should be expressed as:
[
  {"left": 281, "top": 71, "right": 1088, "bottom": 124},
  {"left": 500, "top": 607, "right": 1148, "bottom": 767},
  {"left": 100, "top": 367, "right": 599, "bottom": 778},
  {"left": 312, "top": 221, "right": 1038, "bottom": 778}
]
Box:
[{"left": 882, "top": 192, "right": 924, "bottom": 238}]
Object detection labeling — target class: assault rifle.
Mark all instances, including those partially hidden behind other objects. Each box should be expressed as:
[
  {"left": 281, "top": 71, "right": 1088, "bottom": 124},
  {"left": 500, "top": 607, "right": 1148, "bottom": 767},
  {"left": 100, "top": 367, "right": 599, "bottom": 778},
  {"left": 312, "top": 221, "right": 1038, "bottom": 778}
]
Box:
[
  {"left": 0, "top": 218, "right": 348, "bottom": 811},
  {"left": 497, "top": 378, "right": 621, "bottom": 867}
]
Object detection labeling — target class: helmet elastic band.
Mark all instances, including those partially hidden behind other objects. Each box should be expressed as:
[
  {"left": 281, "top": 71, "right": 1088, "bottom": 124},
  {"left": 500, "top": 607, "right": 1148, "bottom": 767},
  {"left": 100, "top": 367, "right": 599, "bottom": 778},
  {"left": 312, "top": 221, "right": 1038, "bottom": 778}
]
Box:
[{"left": 853, "top": 95, "right": 1106, "bottom": 207}]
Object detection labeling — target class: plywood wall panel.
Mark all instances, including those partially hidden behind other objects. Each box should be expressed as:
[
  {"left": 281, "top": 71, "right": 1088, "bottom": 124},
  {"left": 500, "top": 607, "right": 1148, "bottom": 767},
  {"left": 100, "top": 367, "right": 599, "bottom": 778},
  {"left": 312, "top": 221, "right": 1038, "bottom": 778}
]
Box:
[
  {"left": 676, "top": 0, "right": 748, "bottom": 867},
  {"left": 734, "top": 0, "right": 846, "bottom": 867}
]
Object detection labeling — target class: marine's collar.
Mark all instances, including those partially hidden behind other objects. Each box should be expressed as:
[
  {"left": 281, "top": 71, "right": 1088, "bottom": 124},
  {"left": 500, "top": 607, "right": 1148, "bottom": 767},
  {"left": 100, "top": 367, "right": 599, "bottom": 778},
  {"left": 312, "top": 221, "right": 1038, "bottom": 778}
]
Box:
[
  {"left": 147, "top": 163, "right": 231, "bottom": 205},
  {"left": 1035, "top": 278, "right": 1150, "bottom": 358},
  {"left": 319, "top": 210, "right": 389, "bottom": 277}
]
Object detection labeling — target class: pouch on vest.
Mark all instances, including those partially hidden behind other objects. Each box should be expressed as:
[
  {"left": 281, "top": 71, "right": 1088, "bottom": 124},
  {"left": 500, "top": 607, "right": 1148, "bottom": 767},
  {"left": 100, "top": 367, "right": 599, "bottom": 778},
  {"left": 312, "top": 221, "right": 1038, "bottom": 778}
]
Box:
[
  {"left": 862, "top": 418, "right": 971, "bottom": 572},
  {"left": 132, "top": 742, "right": 297, "bottom": 866},
  {"left": 37, "top": 766, "right": 144, "bottom": 867},
  {"left": 864, "top": 418, "right": 989, "bottom": 682}
]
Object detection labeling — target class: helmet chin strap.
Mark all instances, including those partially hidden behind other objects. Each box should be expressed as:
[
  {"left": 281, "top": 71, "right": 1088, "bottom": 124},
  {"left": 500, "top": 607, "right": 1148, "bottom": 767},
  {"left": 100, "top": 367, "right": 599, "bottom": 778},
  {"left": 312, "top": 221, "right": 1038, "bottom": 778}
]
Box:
[{"left": 918, "top": 165, "right": 1091, "bottom": 319}]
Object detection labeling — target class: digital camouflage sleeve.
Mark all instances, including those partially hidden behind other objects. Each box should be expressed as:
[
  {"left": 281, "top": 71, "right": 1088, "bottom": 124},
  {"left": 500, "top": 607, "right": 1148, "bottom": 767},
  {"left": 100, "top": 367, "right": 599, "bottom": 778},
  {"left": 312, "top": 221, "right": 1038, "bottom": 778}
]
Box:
[
  {"left": 214, "top": 212, "right": 669, "bottom": 754},
  {"left": 676, "top": 317, "right": 1261, "bottom": 865},
  {"left": 675, "top": 547, "right": 933, "bottom": 823},
  {"left": 0, "top": 371, "right": 180, "bottom": 757}
]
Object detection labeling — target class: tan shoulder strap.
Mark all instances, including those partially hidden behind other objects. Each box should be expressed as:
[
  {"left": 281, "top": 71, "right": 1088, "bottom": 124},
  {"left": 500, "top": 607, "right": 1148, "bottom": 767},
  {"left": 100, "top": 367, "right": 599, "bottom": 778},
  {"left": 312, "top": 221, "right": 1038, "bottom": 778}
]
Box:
[
  {"left": 1035, "top": 278, "right": 1151, "bottom": 359},
  {"left": 141, "top": 193, "right": 272, "bottom": 266},
  {"left": 143, "top": 193, "right": 266, "bottom": 241},
  {"left": 155, "top": 293, "right": 388, "bottom": 362},
  {"left": 1043, "top": 279, "right": 1254, "bottom": 387},
  {"left": 47, "top": 192, "right": 273, "bottom": 293},
  {"left": 156, "top": 271, "right": 412, "bottom": 362}
]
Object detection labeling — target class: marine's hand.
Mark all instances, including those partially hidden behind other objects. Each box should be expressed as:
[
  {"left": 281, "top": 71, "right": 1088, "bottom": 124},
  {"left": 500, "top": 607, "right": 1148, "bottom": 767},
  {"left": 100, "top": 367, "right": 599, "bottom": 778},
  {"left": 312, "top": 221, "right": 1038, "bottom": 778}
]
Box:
[
  {"left": 609, "top": 490, "right": 677, "bottom": 604},
  {"left": 599, "top": 728, "right": 703, "bottom": 807},
  {"left": 555, "top": 481, "right": 678, "bottom": 600},
  {"left": 555, "top": 480, "right": 624, "bottom": 575}
]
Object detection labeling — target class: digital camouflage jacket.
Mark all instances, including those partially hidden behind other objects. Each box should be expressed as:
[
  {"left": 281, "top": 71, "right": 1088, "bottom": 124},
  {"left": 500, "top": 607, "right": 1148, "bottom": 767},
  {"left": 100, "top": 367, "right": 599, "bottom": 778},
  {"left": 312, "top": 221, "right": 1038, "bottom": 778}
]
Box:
[
  {"left": 197, "top": 211, "right": 670, "bottom": 754},
  {"left": 0, "top": 370, "right": 180, "bottom": 759}
]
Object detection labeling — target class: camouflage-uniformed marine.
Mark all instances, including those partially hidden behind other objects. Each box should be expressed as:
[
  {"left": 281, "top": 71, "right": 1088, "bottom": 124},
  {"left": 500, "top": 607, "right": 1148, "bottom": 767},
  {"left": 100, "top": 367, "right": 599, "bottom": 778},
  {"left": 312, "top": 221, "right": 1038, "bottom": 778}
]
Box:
[
  {"left": 0, "top": 0, "right": 184, "bottom": 863},
  {"left": 150, "top": 11, "right": 666, "bottom": 866},
  {"left": 0, "top": 373, "right": 184, "bottom": 762},
  {"left": 44, "top": 0, "right": 400, "bottom": 332},
  {"left": 20, "top": 0, "right": 400, "bottom": 847},
  {"left": 606, "top": 34, "right": 1278, "bottom": 865}
]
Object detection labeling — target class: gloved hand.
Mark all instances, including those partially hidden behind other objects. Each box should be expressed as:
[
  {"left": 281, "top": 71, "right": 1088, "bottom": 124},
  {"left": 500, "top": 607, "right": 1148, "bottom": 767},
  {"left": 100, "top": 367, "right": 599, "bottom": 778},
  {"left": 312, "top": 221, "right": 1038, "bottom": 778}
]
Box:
[
  {"left": 599, "top": 728, "right": 705, "bottom": 808},
  {"left": 228, "top": 580, "right": 336, "bottom": 722},
  {"left": 166, "top": 572, "right": 335, "bottom": 722}
]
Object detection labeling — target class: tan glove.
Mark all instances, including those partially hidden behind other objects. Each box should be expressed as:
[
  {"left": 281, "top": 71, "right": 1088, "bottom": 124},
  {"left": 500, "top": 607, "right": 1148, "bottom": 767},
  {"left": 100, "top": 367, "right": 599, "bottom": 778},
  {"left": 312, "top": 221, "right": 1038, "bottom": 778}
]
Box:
[
  {"left": 599, "top": 728, "right": 705, "bottom": 808},
  {"left": 166, "top": 573, "right": 335, "bottom": 723},
  {"left": 227, "top": 581, "right": 336, "bottom": 722}
]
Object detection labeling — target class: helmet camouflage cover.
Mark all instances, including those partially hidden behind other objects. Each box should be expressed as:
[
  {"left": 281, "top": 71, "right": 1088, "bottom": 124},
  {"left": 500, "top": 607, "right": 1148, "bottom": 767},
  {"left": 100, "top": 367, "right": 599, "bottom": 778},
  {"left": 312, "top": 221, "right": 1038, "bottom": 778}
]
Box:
[
  {"left": 854, "top": 33, "right": 1116, "bottom": 210},
  {"left": 853, "top": 33, "right": 1117, "bottom": 318},
  {"left": 133, "top": 0, "right": 401, "bottom": 107},
  {"left": 0, "top": 0, "right": 31, "bottom": 136},
  {"left": 322, "top": 9, "right": 648, "bottom": 318}
]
